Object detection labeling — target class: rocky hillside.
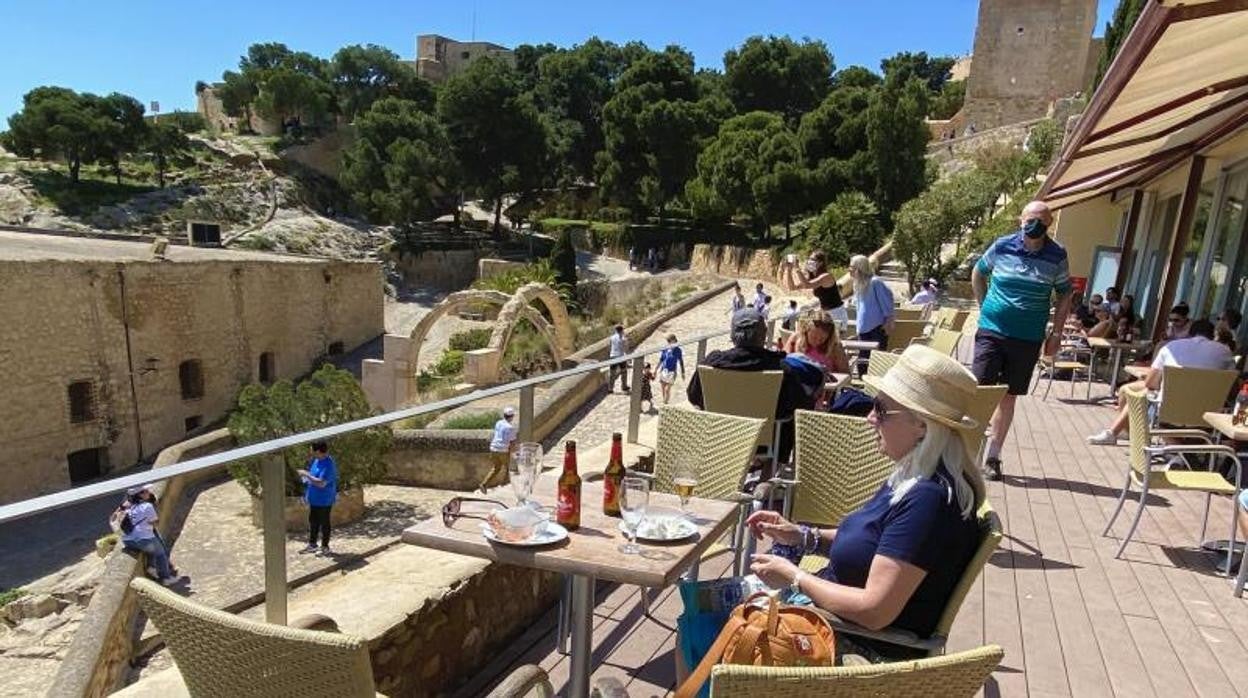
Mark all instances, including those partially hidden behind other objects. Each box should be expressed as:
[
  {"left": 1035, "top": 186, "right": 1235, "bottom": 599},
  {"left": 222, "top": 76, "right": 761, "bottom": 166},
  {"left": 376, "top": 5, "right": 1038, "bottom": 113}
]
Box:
[{"left": 0, "top": 135, "right": 390, "bottom": 260}]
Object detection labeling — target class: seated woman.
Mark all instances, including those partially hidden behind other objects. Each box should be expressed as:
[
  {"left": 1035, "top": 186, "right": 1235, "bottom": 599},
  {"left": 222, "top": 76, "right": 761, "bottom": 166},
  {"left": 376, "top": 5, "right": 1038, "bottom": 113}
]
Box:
[
  {"left": 681, "top": 345, "right": 984, "bottom": 668},
  {"left": 782, "top": 311, "right": 851, "bottom": 375},
  {"left": 1083, "top": 306, "right": 1116, "bottom": 339}
]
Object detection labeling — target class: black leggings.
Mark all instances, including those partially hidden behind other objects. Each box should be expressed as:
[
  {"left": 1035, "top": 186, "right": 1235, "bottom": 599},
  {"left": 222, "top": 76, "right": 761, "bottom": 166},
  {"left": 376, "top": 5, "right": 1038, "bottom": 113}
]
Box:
[{"left": 309, "top": 505, "right": 332, "bottom": 547}]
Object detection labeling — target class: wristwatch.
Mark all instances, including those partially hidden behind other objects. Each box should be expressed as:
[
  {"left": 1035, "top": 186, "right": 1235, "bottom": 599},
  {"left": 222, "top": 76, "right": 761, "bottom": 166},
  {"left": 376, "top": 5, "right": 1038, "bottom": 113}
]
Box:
[{"left": 789, "top": 570, "right": 805, "bottom": 596}]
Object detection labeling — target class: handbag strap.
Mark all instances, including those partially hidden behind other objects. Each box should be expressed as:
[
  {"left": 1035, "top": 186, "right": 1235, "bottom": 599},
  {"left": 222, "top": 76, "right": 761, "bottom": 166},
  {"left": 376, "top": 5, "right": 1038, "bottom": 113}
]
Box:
[{"left": 674, "top": 616, "right": 748, "bottom": 698}]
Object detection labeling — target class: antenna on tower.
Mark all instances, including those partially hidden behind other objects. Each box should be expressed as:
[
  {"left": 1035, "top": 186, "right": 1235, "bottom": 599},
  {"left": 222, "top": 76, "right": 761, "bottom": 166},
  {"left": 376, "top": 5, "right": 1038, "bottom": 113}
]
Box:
[{"left": 471, "top": 1, "right": 477, "bottom": 41}]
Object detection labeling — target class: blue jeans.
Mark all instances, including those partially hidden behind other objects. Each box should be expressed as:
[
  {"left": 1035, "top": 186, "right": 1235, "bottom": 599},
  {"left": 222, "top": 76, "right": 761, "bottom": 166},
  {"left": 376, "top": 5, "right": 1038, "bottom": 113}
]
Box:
[{"left": 124, "top": 536, "right": 173, "bottom": 579}]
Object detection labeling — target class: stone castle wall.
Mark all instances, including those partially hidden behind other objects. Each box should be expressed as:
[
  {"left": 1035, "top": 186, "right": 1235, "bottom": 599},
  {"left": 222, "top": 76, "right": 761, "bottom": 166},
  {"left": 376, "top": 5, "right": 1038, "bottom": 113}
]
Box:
[
  {"left": 0, "top": 256, "right": 382, "bottom": 504},
  {"left": 962, "top": 0, "right": 1098, "bottom": 130}
]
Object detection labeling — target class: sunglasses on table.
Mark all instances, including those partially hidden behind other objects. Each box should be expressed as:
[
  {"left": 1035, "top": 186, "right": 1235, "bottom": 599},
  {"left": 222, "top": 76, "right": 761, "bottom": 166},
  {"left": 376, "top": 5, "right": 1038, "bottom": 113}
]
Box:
[
  {"left": 441, "top": 497, "right": 507, "bottom": 527},
  {"left": 870, "top": 396, "right": 905, "bottom": 422}
]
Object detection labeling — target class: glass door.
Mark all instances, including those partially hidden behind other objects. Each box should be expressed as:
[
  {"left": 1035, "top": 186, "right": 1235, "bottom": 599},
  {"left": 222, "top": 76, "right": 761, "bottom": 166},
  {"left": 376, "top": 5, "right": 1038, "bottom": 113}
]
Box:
[{"left": 1198, "top": 168, "right": 1248, "bottom": 319}]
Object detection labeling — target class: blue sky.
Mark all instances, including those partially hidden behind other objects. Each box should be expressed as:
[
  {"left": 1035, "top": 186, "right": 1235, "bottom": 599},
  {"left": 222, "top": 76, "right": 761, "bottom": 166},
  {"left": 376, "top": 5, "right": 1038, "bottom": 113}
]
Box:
[{"left": 0, "top": 0, "right": 1119, "bottom": 121}]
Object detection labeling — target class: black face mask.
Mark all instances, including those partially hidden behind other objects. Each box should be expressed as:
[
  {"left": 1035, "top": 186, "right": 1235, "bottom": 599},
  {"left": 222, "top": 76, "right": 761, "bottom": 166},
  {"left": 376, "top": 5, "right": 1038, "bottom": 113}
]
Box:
[{"left": 1022, "top": 218, "right": 1047, "bottom": 239}]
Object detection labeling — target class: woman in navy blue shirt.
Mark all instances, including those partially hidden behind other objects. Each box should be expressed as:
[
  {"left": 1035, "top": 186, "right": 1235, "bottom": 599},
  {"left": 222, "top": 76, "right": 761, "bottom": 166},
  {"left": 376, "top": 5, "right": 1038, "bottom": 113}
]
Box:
[{"left": 747, "top": 344, "right": 984, "bottom": 656}]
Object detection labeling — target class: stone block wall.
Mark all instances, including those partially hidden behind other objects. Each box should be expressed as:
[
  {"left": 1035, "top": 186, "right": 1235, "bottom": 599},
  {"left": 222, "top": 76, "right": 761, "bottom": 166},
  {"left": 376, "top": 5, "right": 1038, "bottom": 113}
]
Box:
[
  {"left": 370, "top": 563, "right": 560, "bottom": 697},
  {"left": 0, "top": 254, "right": 382, "bottom": 504},
  {"left": 389, "top": 248, "right": 483, "bottom": 290},
  {"left": 688, "top": 244, "right": 782, "bottom": 281}
]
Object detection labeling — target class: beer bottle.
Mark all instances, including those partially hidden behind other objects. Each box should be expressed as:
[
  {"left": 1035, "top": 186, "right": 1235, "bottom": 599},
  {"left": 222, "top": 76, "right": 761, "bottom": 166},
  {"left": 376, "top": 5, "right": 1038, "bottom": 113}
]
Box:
[
  {"left": 557, "top": 441, "right": 582, "bottom": 530},
  {"left": 603, "top": 433, "right": 625, "bottom": 517}
]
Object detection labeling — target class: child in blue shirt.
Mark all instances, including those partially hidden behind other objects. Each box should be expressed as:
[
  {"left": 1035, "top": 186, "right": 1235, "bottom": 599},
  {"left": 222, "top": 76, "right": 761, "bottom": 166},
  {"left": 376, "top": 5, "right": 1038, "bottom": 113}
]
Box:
[
  {"left": 297, "top": 440, "right": 338, "bottom": 556},
  {"left": 657, "top": 334, "right": 686, "bottom": 404}
]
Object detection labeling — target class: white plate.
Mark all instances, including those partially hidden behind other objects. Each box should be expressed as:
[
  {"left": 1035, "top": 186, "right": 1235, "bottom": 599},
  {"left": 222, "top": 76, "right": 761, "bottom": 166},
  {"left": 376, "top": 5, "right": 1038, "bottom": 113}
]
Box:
[
  {"left": 619, "top": 515, "right": 698, "bottom": 542},
  {"left": 481, "top": 521, "right": 569, "bottom": 547}
]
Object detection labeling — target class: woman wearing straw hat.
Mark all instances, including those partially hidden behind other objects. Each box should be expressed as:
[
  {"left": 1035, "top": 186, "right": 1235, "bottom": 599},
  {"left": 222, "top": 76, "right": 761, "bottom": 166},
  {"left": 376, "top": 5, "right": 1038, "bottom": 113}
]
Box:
[{"left": 745, "top": 344, "right": 984, "bottom": 658}]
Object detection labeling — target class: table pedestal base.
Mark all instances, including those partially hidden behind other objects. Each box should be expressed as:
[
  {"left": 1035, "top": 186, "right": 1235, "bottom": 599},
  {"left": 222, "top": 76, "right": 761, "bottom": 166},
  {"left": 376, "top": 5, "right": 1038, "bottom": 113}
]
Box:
[{"left": 568, "top": 574, "right": 596, "bottom": 697}]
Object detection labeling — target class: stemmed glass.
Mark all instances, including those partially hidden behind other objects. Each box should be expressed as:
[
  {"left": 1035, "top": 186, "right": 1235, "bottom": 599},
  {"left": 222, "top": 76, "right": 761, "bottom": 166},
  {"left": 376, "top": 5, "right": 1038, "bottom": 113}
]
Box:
[
  {"left": 619, "top": 476, "right": 650, "bottom": 554},
  {"left": 509, "top": 442, "right": 543, "bottom": 508},
  {"left": 673, "top": 458, "right": 698, "bottom": 518}
]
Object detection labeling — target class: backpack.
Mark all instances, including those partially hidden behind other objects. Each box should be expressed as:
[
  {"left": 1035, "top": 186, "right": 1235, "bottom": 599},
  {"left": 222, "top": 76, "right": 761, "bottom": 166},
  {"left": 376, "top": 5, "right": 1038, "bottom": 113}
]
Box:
[
  {"left": 828, "top": 386, "right": 875, "bottom": 417},
  {"left": 110, "top": 507, "right": 134, "bottom": 535},
  {"left": 674, "top": 591, "right": 836, "bottom": 698}
]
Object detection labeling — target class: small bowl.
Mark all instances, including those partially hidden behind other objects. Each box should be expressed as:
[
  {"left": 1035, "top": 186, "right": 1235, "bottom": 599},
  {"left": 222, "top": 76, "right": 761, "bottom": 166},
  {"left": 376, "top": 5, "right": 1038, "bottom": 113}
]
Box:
[{"left": 487, "top": 506, "right": 548, "bottom": 542}]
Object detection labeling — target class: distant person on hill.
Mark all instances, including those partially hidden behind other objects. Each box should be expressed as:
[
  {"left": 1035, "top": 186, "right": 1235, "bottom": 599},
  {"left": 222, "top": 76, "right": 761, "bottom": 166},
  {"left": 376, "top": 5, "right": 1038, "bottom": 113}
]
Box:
[
  {"left": 760, "top": 295, "right": 773, "bottom": 322},
  {"left": 910, "top": 279, "right": 939, "bottom": 308},
  {"left": 608, "top": 324, "right": 630, "bottom": 393},
  {"left": 781, "top": 250, "right": 848, "bottom": 333},
  {"left": 115, "top": 485, "right": 181, "bottom": 586},
  {"left": 971, "top": 201, "right": 1073, "bottom": 482},
  {"left": 730, "top": 282, "right": 747, "bottom": 315},
  {"left": 296, "top": 441, "right": 338, "bottom": 557},
  {"left": 657, "top": 334, "right": 686, "bottom": 405},
  {"left": 752, "top": 283, "right": 768, "bottom": 313},
  {"left": 781, "top": 299, "right": 800, "bottom": 331},
  {"left": 482, "top": 406, "right": 517, "bottom": 491}
]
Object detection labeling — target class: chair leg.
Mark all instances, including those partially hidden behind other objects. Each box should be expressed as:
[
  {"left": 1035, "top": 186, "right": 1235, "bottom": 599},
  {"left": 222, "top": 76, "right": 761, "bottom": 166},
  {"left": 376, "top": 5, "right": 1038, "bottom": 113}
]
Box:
[
  {"left": 640, "top": 586, "right": 653, "bottom": 618},
  {"left": 556, "top": 574, "right": 571, "bottom": 655},
  {"left": 1114, "top": 481, "right": 1150, "bottom": 559},
  {"left": 1043, "top": 371, "right": 1055, "bottom": 400},
  {"left": 1103, "top": 470, "right": 1133, "bottom": 537},
  {"left": 1200, "top": 493, "right": 1211, "bottom": 546},
  {"left": 1086, "top": 352, "right": 1096, "bottom": 402},
  {"left": 1224, "top": 493, "right": 1238, "bottom": 579}
]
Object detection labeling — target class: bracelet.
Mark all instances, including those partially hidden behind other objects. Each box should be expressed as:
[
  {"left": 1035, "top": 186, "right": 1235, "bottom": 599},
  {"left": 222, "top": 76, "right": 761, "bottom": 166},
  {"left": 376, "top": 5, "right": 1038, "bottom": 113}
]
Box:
[{"left": 789, "top": 570, "right": 805, "bottom": 596}]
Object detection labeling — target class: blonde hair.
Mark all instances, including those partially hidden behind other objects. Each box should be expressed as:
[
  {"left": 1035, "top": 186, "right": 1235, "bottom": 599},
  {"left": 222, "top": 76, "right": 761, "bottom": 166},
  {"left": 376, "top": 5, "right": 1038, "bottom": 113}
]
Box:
[
  {"left": 792, "top": 311, "right": 842, "bottom": 357},
  {"left": 849, "top": 254, "right": 874, "bottom": 302},
  {"left": 887, "top": 419, "right": 981, "bottom": 520}
]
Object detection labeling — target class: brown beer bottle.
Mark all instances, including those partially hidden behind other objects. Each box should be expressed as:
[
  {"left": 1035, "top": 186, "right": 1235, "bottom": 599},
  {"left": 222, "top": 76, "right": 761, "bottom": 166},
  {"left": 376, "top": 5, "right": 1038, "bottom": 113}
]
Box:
[
  {"left": 603, "top": 433, "right": 625, "bottom": 517},
  {"left": 557, "top": 441, "right": 582, "bottom": 530}
]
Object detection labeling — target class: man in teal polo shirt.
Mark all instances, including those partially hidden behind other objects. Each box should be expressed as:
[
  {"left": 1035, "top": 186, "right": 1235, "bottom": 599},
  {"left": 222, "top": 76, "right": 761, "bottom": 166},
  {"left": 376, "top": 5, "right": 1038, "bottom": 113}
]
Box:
[{"left": 971, "top": 201, "right": 1074, "bottom": 481}]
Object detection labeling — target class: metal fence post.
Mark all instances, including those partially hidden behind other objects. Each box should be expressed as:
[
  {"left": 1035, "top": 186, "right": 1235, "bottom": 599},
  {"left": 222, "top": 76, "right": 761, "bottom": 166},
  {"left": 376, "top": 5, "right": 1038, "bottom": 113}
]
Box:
[
  {"left": 627, "top": 357, "right": 644, "bottom": 443},
  {"left": 696, "top": 338, "right": 708, "bottom": 363},
  {"left": 766, "top": 319, "right": 776, "bottom": 345},
  {"left": 262, "top": 455, "right": 288, "bottom": 625},
  {"left": 517, "top": 384, "right": 535, "bottom": 443}
]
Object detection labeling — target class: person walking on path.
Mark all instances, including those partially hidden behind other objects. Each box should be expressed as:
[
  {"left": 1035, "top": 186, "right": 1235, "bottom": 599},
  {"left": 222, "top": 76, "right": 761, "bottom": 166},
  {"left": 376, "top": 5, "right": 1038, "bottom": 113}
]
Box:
[
  {"left": 850, "top": 254, "right": 895, "bottom": 364},
  {"left": 752, "top": 283, "right": 768, "bottom": 313},
  {"left": 117, "top": 485, "right": 180, "bottom": 585},
  {"left": 297, "top": 441, "right": 338, "bottom": 556},
  {"left": 608, "top": 324, "right": 630, "bottom": 393},
  {"left": 657, "top": 334, "right": 686, "bottom": 404},
  {"left": 971, "top": 201, "right": 1073, "bottom": 481},
  {"left": 730, "top": 282, "right": 747, "bottom": 318},
  {"left": 781, "top": 251, "right": 848, "bottom": 333},
  {"left": 482, "top": 406, "right": 518, "bottom": 491}
]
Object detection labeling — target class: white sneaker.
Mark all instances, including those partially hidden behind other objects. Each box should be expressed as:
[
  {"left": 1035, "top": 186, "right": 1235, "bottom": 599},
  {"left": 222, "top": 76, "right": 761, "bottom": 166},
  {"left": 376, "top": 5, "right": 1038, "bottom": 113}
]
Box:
[
  {"left": 298, "top": 544, "right": 318, "bottom": 554},
  {"left": 1087, "top": 429, "right": 1117, "bottom": 445}
]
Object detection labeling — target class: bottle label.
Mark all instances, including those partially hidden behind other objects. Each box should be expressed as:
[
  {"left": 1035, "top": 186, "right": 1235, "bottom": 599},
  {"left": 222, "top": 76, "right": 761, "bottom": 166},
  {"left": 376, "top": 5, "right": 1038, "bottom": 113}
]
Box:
[
  {"left": 603, "top": 475, "right": 619, "bottom": 512},
  {"left": 558, "top": 487, "right": 580, "bottom": 522}
]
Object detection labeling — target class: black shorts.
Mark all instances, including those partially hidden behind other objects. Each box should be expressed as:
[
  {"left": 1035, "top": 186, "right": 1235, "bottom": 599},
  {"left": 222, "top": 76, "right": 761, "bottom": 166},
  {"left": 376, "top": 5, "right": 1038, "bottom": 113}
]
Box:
[{"left": 972, "top": 330, "right": 1042, "bottom": 396}]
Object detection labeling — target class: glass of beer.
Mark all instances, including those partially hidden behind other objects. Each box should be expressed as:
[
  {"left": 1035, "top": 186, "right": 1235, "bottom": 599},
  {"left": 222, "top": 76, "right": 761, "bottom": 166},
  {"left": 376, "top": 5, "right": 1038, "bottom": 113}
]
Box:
[{"left": 673, "top": 458, "right": 698, "bottom": 517}]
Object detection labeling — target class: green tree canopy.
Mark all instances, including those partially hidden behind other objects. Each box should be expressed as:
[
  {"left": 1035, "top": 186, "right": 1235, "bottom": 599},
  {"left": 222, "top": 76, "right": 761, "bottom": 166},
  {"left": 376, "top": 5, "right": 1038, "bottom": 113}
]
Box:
[
  {"left": 222, "top": 42, "right": 334, "bottom": 129},
  {"left": 806, "top": 192, "right": 884, "bottom": 264},
  {"left": 1093, "top": 0, "right": 1146, "bottom": 90},
  {"left": 867, "top": 76, "right": 930, "bottom": 221},
  {"left": 513, "top": 42, "right": 559, "bottom": 90},
  {"left": 4, "top": 87, "right": 130, "bottom": 183},
  {"left": 330, "top": 44, "right": 435, "bottom": 119},
  {"left": 146, "top": 120, "right": 190, "bottom": 188},
  {"left": 549, "top": 228, "right": 578, "bottom": 292},
  {"left": 532, "top": 39, "right": 619, "bottom": 184},
  {"left": 880, "top": 51, "right": 956, "bottom": 93},
  {"left": 437, "top": 57, "right": 550, "bottom": 235},
  {"left": 722, "top": 35, "right": 834, "bottom": 120},
  {"left": 227, "top": 365, "right": 391, "bottom": 498},
  {"left": 341, "top": 97, "right": 459, "bottom": 224},
  {"left": 95, "top": 92, "right": 149, "bottom": 185},
  {"left": 831, "top": 65, "right": 882, "bottom": 90}
]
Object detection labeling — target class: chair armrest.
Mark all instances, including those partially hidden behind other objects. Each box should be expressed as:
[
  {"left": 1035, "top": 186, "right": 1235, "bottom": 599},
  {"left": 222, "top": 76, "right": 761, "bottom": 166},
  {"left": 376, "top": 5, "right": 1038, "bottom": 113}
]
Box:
[
  {"left": 1148, "top": 444, "right": 1239, "bottom": 458},
  {"left": 808, "top": 608, "right": 944, "bottom": 653},
  {"left": 485, "top": 664, "right": 555, "bottom": 698},
  {"left": 291, "top": 614, "right": 340, "bottom": 633},
  {"left": 1151, "top": 429, "right": 1213, "bottom": 442},
  {"left": 767, "top": 477, "right": 799, "bottom": 488}
]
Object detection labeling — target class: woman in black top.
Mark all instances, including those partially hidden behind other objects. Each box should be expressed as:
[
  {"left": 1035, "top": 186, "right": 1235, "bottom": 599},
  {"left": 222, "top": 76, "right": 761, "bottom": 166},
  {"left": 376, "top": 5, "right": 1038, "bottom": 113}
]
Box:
[{"left": 783, "top": 251, "right": 848, "bottom": 333}]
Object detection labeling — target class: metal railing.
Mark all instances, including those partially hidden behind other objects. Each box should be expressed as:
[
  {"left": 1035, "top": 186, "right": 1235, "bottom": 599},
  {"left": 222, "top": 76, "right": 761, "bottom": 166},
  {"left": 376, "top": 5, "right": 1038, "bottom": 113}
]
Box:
[{"left": 0, "top": 322, "right": 762, "bottom": 623}]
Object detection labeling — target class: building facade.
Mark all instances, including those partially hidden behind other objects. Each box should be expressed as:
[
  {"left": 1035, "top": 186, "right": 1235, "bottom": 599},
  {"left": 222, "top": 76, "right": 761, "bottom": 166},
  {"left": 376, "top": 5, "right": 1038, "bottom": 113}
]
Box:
[
  {"left": 0, "top": 232, "right": 383, "bottom": 504},
  {"left": 961, "top": 0, "right": 1101, "bottom": 131},
  {"left": 411, "top": 34, "right": 514, "bottom": 83}
]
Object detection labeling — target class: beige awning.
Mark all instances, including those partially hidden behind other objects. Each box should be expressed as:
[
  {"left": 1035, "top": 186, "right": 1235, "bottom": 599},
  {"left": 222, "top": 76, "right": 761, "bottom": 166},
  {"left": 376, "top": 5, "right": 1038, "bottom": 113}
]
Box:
[{"left": 1039, "top": 0, "right": 1248, "bottom": 210}]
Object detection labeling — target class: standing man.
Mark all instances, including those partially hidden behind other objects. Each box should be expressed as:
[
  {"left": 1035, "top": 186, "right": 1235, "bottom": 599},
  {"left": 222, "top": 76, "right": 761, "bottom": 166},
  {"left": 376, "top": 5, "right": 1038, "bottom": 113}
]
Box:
[
  {"left": 971, "top": 201, "right": 1073, "bottom": 481},
  {"left": 752, "top": 283, "right": 768, "bottom": 313},
  {"left": 608, "top": 324, "right": 630, "bottom": 393},
  {"left": 482, "top": 406, "right": 518, "bottom": 491},
  {"left": 297, "top": 441, "right": 338, "bottom": 556}
]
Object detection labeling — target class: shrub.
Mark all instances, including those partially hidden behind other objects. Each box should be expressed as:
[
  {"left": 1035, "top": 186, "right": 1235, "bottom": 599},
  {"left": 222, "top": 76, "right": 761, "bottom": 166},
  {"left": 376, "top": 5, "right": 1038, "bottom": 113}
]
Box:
[
  {"left": 448, "top": 328, "right": 492, "bottom": 352},
  {"left": 1026, "top": 119, "right": 1060, "bottom": 172},
  {"left": 472, "top": 258, "right": 572, "bottom": 305},
  {"left": 226, "top": 365, "right": 391, "bottom": 497},
  {"left": 161, "top": 110, "right": 208, "bottom": 133},
  {"left": 550, "top": 228, "right": 578, "bottom": 291},
  {"left": 0, "top": 588, "right": 28, "bottom": 608},
  {"left": 444, "top": 412, "right": 500, "bottom": 429},
  {"left": 806, "top": 192, "right": 884, "bottom": 265},
  {"left": 431, "top": 349, "right": 465, "bottom": 376}
]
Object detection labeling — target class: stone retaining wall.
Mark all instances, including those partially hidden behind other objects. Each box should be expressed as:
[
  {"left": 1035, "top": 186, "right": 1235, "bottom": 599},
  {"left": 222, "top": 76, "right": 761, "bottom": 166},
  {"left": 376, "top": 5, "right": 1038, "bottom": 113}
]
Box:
[
  {"left": 48, "top": 429, "right": 235, "bottom": 698},
  {"left": 372, "top": 564, "right": 561, "bottom": 697}
]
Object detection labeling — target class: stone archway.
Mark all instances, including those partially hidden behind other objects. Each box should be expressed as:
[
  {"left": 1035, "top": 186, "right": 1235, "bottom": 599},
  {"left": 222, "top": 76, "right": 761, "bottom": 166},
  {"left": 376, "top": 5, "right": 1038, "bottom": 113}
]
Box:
[
  {"left": 487, "top": 282, "right": 576, "bottom": 363},
  {"left": 405, "top": 289, "right": 512, "bottom": 370}
]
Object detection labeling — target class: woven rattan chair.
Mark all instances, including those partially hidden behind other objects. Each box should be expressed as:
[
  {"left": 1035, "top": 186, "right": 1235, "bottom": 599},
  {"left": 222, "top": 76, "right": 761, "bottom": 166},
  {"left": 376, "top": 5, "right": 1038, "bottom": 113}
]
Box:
[
  {"left": 132, "top": 578, "right": 554, "bottom": 698},
  {"left": 708, "top": 644, "right": 1004, "bottom": 697},
  {"left": 783, "top": 411, "right": 893, "bottom": 571},
  {"left": 1102, "top": 386, "right": 1242, "bottom": 563},
  {"left": 1153, "top": 366, "right": 1237, "bottom": 429},
  {"left": 913, "top": 328, "right": 961, "bottom": 357},
  {"left": 887, "top": 321, "right": 931, "bottom": 352},
  {"left": 965, "top": 385, "right": 1008, "bottom": 467},
  {"left": 698, "top": 367, "right": 784, "bottom": 460},
  {"left": 818, "top": 499, "right": 1003, "bottom": 654},
  {"left": 859, "top": 351, "right": 900, "bottom": 394},
  {"left": 945, "top": 309, "right": 971, "bottom": 333},
  {"left": 895, "top": 307, "right": 926, "bottom": 322}
]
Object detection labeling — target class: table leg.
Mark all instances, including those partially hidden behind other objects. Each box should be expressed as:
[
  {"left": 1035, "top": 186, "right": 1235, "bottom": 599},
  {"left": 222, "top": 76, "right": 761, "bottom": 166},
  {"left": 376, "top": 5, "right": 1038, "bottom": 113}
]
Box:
[
  {"left": 1086, "top": 349, "right": 1097, "bottom": 402},
  {"left": 568, "top": 574, "right": 595, "bottom": 697},
  {"left": 1108, "top": 348, "right": 1124, "bottom": 397}
]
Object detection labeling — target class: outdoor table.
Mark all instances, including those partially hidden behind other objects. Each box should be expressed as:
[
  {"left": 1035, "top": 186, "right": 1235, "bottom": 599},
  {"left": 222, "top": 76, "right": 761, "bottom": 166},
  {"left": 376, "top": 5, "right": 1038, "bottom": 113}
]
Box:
[
  {"left": 843, "top": 339, "right": 879, "bottom": 353},
  {"left": 1085, "top": 337, "right": 1150, "bottom": 402},
  {"left": 402, "top": 477, "right": 739, "bottom": 697},
  {"left": 1201, "top": 411, "right": 1247, "bottom": 568},
  {"left": 824, "top": 372, "right": 851, "bottom": 394}
]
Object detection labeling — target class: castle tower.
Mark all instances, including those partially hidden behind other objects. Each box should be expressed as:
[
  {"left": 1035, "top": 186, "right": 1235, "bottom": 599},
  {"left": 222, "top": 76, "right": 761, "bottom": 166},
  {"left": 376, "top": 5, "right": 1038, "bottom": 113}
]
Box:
[{"left": 962, "top": 0, "right": 1101, "bottom": 130}]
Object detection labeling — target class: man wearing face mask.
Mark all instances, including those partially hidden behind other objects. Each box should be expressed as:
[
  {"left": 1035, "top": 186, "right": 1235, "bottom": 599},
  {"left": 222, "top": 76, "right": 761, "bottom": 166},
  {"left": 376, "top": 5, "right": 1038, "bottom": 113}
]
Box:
[{"left": 971, "top": 200, "right": 1074, "bottom": 481}]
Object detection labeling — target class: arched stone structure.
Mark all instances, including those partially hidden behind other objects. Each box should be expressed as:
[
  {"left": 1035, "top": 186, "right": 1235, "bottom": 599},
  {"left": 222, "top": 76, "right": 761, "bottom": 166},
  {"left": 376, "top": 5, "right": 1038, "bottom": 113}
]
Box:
[
  {"left": 487, "top": 282, "right": 576, "bottom": 361},
  {"left": 404, "top": 289, "right": 512, "bottom": 369}
]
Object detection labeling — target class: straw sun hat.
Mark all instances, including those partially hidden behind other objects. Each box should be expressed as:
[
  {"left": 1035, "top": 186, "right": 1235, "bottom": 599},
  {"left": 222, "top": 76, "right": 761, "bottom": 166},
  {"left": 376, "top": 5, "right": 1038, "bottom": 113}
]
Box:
[{"left": 862, "top": 344, "right": 979, "bottom": 433}]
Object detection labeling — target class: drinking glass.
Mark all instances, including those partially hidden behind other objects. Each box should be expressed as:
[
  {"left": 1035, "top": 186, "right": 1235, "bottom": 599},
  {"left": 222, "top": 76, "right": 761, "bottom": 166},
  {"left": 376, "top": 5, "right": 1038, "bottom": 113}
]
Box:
[
  {"left": 509, "top": 442, "right": 542, "bottom": 507},
  {"left": 672, "top": 458, "right": 698, "bottom": 518},
  {"left": 619, "top": 476, "right": 650, "bottom": 554}
]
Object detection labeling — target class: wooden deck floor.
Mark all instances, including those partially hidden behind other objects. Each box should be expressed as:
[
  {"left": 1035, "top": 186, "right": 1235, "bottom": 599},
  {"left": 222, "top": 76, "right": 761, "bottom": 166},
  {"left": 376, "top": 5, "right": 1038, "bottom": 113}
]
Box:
[{"left": 477, "top": 386, "right": 1248, "bottom": 698}]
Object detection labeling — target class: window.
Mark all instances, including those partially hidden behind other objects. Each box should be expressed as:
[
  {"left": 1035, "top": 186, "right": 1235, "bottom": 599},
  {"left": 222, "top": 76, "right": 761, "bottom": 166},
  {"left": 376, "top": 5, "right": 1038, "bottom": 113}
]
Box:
[
  {"left": 258, "top": 352, "right": 276, "bottom": 384},
  {"left": 185, "top": 415, "right": 202, "bottom": 433},
  {"left": 461, "top": 50, "right": 471, "bottom": 60},
  {"left": 68, "top": 381, "right": 94, "bottom": 423},
  {"left": 179, "top": 360, "right": 204, "bottom": 400},
  {"left": 327, "top": 341, "right": 345, "bottom": 356},
  {"left": 67, "top": 448, "right": 106, "bottom": 484}
]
